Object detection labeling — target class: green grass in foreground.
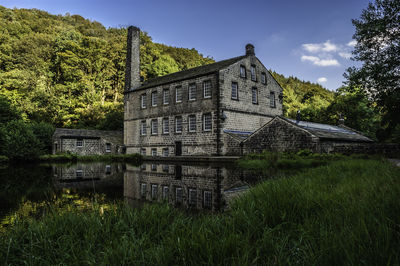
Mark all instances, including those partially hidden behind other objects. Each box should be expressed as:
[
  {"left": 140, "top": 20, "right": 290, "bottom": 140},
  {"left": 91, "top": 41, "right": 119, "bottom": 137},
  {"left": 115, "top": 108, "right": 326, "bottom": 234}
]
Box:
[{"left": 1, "top": 159, "right": 399, "bottom": 265}]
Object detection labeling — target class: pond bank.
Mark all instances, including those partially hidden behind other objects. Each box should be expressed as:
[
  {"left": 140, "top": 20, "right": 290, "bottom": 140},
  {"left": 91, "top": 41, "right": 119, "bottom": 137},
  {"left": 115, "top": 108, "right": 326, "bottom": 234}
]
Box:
[{"left": 1, "top": 158, "right": 399, "bottom": 265}]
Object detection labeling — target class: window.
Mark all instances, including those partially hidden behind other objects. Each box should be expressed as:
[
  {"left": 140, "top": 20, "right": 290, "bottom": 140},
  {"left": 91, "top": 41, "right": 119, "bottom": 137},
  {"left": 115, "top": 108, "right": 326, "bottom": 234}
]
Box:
[
  {"left": 240, "top": 65, "right": 246, "bottom": 78},
  {"left": 106, "top": 143, "right": 111, "bottom": 153},
  {"left": 261, "top": 72, "right": 267, "bottom": 84},
  {"left": 176, "top": 187, "right": 183, "bottom": 204},
  {"left": 76, "top": 139, "right": 83, "bottom": 147},
  {"left": 140, "top": 164, "right": 146, "bottom": 170},
  {"left": 151, "top": 119, "right": 158, "bottom": 135},
  {"left": 188, "top": 83, "right": 196, "bottom": 101},
  {"left": 175, "top": 116, "right": 182, "bottom": 133},
  {"left": 270, "top": 91, "right": 276, "bottom": 108},
  {"left": 141, "top": 94, "right": 147, "bottom": 108},
  {"left": 163, "top": 89, "right": 170, "bottom": 105},
  {"left": 151, "top": 184, "right": 158, "bottom": 200},
  {"left": 105, "top": 165, "right": 111, "bottom": 175},
  {"left": 151, "top": 91, "right": 157, "bottom": 106},
  {"left": 162, "top": 148, "right": 169, "bottom": 157},
  {"left": 140, "top": 183, "right": 147, "bottom": 198},
  {"left": 140, "top": 120, "right": 147, "bottom": 136},
  {"left": 252, "top": 87, "right": 258, "bottom": 104},
  {"left": 76, "top": 169, "right": 83, "bottom": 178},
  {"left": 162, "top": 186, "right": 169, "bottom": 199},
  {"left": 188, "top": 188, "right": 197, "bottom": 207},
  {"left": 188, "top": 115, "right": 196, "bottom": 132},
  {"left": 151, "top": 164, "right": 157, "bottom": 171},
  {"left": 231, "top": 82, "right": 238, "bottom": 100},
  {"left": 162, "top": 118, "right": 169, "bottom": 134},
  {"left": 203, "top": 80, "right": 212, "bottom": 98},
  {"left": 175, "top": 86, "right": 182, "bottom": 102},
  {"left": 162, "top": 164, "right": 169, "bottom": 172},
  {"left": 140, "top": 148, "right": 146, "bottom": 156},
  {"left": 203, "top": 190, "right": 212, "bottom": 209},
  {"left": 203, "top": 113, "right": 212, "bottom": 131},
  {"left": 151, "top": 148, "right": 157, "bottom": 157},
  {"left": 250, "top": 65, "right": 256, "bottom": 81}
]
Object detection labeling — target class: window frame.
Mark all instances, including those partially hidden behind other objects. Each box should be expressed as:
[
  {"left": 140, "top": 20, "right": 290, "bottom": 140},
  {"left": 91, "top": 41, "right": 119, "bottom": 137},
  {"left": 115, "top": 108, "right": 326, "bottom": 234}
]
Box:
[
  {"left": 261, "top": 72, "right": 267, "bottom": 84},
  {"left": 231, "top": 82, "right": 239, "bottom": 100},
  {"left": 188, "top": 114, "right": 196, "bottom": 132},
  {"left": 252, "top": 87, "right": 258, "bottom": 104},
  {"left": 203, "top": 190, "right": 212, "bottom": 209},
  {"left": 175, "top": 86, "right": 182, "bottom": 103},
  {"left": 203, "top": 113, "right": 212, "bottom": 132},
  {"left": 240, "top": 65, "right": 246, "bottom": 78},
  {"left": 188, "top": 83, "right": 197, "bottom": 101},
  {"left": 162, "top": 148, "right": 169, "bottom": 157},
  {"left": 105, "top": 143, "right": 111, "bottom": 153},
  {"left": 188, "top": 188, "right": 197, "bottom": 207},
  {"left": 175, "top": 116, "right": 182, "bottom": 133},
  {"left": 250, "top": 65, "right": 257, "bottom": 81},
  {"left": 163, "top": 88, "right": 170, "bottom": 105},
  {"left": 140, "top": 120, "right": 147, "bottom": 136},
  {"left": 151, "top": 91, "right": 158, "bottom": 106},
  {"left": 76, "top": 139, "right": 83, "bottom": 148},
  {"left": 203, "top": 80, "right": 212, "bottom": 99},
  {"left": 151, "top": 119, "right": 158, "bottom": 135},
  {"left": 151, "top": 148, "right": 157, "bottom": 157},
  {"left": 162, "top": 117, "right": 169, "bottom": 134},
  {"left": 141, "top": 93, "right": 147, "bottom": 109},
  {"left": 140, "top": 148, "right": 146, "bottom": 156},
  {"left": 270, "top": 91, "right": 276, "bottom": 108},
  {"left": 151, "top": 184, "right": 158, "bottom": 200}
]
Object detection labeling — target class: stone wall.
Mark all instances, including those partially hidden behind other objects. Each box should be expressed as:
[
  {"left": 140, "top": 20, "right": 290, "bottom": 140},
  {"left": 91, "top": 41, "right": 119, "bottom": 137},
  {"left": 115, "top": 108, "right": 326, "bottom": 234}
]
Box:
[
  {"left": 221, "top": 133, "right": 242, "bottom": 155},
  {"left": 321, "top": 141, "right": 400, "bottom": 156},
  {"left": 243, "top": 117, "right": 319, "bottom": 154},
  {"left": 125, "top": 73, "right": 219, "bottom": 156}
]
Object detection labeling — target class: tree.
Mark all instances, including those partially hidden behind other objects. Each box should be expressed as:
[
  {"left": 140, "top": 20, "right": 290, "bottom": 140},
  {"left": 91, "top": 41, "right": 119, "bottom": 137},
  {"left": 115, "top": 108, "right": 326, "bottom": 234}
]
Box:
[{"left": 345, "top": 0, "right": 400, "bottom": 140}]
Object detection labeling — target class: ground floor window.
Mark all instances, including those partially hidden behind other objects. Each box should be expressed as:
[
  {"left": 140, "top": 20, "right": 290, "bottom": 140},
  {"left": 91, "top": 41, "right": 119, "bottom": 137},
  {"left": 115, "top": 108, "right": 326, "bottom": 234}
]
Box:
[
  {"left": 163, "top": 186, "right": 169, "bottom": 200},
  {"left": 188, "top": 188, "right": 197, "bottom": 207},
  {"left": 140, "top": 183, "right": 147, "bottom": 198},
  {"left": 151, "top": 148, "right": 157, "bottom": 157},
  {"left": 162, "top": 148, "right": 169, "bottom": 157},
  {"left": 203, "top": 190, "right": 212, "bottom": 209},
  {"left": 106, "top": 143, "right": 111, "bottom": 153},
  {"left": 76, "top": 139, "right": 83, "bottom": 147},
  {"left": 151, "top": 184, "right": 158, "bottom": 200}
]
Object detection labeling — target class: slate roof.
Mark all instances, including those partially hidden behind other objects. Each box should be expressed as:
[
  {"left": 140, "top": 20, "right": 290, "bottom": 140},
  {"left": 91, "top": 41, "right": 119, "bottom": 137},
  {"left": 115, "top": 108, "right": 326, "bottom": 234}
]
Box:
[
  {"left": 136, "top": 55, "right": 247, "bottom": 90},
  {"left": 284, "top": 117, "right": 372, "bottom": 142},
  {"left": 53, "top": 128, "right": 123, "bottom": 144},
  {"left": 223, "top": 129, "right": 253, "bottom": 141}
]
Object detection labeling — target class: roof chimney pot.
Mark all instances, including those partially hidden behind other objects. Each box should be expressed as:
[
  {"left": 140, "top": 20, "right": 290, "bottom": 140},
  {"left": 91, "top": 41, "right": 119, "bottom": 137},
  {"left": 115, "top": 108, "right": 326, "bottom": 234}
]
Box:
[{"left": 245, "top": 44, "right": 255, "bottom": 56}]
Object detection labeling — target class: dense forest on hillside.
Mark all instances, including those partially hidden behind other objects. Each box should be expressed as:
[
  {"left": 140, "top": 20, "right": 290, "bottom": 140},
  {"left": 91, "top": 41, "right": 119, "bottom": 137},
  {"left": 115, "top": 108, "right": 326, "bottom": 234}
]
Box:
[{"left": 0, "top": 5, "right": 390, "bottom": 159}]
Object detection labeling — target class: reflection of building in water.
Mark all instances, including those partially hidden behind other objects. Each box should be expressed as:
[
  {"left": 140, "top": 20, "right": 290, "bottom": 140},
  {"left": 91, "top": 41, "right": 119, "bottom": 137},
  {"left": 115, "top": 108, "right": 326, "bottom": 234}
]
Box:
[
  {"left": 124, "top": 163, "right": 251, "bottom": 211},
  {"left": 53, "top": 163, "right": 125, "bottom": 191}
]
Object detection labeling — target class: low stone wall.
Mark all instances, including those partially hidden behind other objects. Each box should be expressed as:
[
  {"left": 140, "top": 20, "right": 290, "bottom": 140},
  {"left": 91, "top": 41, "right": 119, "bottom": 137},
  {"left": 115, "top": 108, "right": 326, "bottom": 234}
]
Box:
[{"left": 321, "top": 141, "right": 400, "bottom": 156}]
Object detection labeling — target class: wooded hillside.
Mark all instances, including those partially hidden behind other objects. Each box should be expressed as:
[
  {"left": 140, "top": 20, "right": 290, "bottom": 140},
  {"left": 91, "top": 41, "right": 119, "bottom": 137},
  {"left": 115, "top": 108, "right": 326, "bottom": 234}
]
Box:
[{"left": 0, "top": 6, "right": 341, "bottom": 131}]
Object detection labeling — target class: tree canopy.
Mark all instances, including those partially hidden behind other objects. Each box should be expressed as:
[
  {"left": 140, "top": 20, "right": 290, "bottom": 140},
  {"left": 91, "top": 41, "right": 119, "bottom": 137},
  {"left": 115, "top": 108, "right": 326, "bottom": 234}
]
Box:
[{"left": 345, "top": 0, "right": 400, "bottom": 141}]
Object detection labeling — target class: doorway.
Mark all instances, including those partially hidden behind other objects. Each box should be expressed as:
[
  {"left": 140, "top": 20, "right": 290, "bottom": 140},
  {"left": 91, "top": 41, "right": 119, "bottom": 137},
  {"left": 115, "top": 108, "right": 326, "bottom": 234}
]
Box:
[{"left": 175, "top": 141, "right": 182, "bottom": 156}]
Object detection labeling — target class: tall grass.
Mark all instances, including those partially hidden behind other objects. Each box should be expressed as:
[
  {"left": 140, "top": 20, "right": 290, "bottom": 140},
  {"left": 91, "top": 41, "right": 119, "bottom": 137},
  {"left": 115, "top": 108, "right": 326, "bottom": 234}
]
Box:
[{"left": 1, "top": 159, "right": 399, "bottom": 264}]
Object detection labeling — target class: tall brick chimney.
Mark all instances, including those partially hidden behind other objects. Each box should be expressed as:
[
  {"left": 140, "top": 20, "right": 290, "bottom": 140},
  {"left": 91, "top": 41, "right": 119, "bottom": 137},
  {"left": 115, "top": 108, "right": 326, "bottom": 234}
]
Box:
[{"left": 125, "top": 26, "right": 141, "bottom": 91}]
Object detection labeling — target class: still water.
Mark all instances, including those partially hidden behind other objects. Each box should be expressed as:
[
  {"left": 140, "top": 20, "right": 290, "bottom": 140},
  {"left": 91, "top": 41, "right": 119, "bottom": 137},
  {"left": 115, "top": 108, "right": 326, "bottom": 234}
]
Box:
[{"left": 0, "top": 161, "right": 274, "bottom": 227}]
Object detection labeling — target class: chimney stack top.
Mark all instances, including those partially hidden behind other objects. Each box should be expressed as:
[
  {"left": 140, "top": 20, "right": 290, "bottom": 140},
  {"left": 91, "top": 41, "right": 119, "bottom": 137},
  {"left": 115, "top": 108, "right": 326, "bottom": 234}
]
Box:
[{"left": 245, "top": 44, "right": 255, "bottom": 56}]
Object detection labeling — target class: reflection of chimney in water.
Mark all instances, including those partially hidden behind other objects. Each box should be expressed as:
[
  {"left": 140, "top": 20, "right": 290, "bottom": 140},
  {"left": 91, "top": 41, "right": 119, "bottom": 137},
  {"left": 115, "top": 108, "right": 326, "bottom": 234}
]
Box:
[{"left": 125, "top": 26, "right": 141, "bottom": 91}]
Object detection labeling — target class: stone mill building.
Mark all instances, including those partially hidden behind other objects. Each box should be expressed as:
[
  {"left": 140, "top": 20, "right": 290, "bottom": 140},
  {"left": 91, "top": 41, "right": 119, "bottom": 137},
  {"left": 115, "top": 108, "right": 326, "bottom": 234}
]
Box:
[{"left": 123, "top": 26, "right": 284, "bottom": 156}]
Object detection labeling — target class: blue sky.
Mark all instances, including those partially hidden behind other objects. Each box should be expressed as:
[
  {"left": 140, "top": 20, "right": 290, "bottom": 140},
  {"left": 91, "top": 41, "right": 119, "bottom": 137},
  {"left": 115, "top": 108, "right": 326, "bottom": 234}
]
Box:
[{"left": 2, "top": 0, "right": 370, "bottom": 90}]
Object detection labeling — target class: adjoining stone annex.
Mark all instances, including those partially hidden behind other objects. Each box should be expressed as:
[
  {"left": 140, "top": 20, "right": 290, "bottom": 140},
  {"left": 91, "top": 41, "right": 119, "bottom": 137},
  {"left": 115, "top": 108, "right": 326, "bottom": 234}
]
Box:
[
  {"left": 240, "top": 116, "right": 373, "bottom": 154},
  {"left": 52, "top": 128, "right": 123, "bottom": 155},
  {"left": 124, "top": 26, "right": 284, "bottom": 156}
]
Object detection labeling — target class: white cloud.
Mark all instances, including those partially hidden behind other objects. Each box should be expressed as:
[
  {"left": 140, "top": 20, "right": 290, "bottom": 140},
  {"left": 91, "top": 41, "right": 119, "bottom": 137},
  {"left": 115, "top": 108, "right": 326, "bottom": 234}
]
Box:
[
  {"left": 302, "top": 40, "right": 338, "bottom": 53},
  {"left": 301, "top": 55, "right": 340, "bottom": 66},
  {"left": 339, "top": 52, "right": 351, "bottom": 59},
  {"left": 317, "top": 77, "right": 327, "bottom": 83},
  {"left": 347, "top": 40, "right": 357, "bottom": 47}
]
